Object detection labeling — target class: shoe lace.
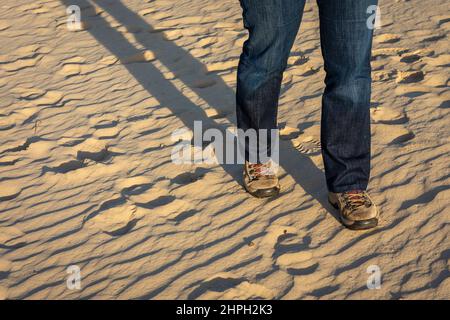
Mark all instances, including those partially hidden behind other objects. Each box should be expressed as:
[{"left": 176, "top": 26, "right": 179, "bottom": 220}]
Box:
[
  {"left": 248, "top": 163, "right": 275, "bottom": 180},
  {"left": 342, "top": 191, "right": 372, "bottom": 211}
]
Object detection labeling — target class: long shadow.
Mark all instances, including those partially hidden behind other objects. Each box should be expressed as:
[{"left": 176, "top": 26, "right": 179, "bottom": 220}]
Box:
[{"left": 59, "top": 1, "right": 337, "bottom": 219}]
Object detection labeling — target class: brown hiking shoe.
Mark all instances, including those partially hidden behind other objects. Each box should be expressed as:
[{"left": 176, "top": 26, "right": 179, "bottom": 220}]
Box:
[
  {"left": 243, "top": 161, "right": 280, "bottom": 198},
  {"left": 328, "top": 190, "right": 379, "bottom": 230}
]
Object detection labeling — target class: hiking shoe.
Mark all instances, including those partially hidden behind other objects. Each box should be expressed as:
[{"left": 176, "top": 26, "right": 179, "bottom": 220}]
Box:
[
  {"left": 328, "top": 190, "right": 379, "bottom": 230},
  {"left": 243, "top": 161, "right": 280, "bottom": 198}
]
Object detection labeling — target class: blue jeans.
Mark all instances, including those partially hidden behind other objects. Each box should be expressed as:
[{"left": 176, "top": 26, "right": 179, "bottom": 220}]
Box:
[{"left": 237, "top": 0, "right": 377, "bottom": 193}]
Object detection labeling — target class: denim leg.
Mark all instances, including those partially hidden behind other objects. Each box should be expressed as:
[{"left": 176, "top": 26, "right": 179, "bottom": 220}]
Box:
[
  {"left": 237, "top": 0, "right": 306, "bottom": 162},
  {"left": 317, "top": 0, "right": 377, "bottom": 192}
]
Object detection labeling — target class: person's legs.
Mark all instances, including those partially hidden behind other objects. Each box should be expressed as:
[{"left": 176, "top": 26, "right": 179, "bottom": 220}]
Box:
[
  {"left": 237, "top": 0, "right": 306, "bottom": 163},
  {"left": 317, "top": 0, "right": 377, "bottom": 193}
]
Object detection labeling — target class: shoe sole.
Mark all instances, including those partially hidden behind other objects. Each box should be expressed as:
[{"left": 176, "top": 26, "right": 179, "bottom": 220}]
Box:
[
  {"left": 328, "top": 199, "right": 378, "bottom": 231},
  {"left": 245, "top": 185, "right": 280, "bottom": 199}
]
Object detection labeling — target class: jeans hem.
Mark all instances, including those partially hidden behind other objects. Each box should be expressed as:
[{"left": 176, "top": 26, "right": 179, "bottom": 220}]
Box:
[{"left": 328, "top": 183, "right": 368, "bottom": 193}]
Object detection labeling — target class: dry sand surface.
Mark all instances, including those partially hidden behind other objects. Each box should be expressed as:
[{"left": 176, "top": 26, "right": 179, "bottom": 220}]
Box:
[{"left": 0, "top": 0, "right": 449, "bottom": 299}]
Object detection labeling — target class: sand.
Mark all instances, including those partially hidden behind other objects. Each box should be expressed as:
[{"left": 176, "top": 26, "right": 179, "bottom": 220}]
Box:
[{"left": 0, "top": 0, "right": 448, "bottom": 299}]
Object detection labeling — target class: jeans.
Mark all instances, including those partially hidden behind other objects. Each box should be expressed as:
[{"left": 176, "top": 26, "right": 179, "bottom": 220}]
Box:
[{"left": 236, "top": 0, "right": 377, "bottom": 193}]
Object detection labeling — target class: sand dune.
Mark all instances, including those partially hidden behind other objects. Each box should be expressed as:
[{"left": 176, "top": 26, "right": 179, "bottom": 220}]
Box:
[{"left": 0, "top": 0, "right": 448, "bottom": 299}]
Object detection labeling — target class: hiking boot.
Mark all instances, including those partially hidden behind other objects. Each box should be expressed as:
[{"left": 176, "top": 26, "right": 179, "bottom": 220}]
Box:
[
  {"left": 328, "top": 190, "right": 379, "bottom": 230},
  {"left": 243, "top": 161, "right": 280, "bottom": 198}
]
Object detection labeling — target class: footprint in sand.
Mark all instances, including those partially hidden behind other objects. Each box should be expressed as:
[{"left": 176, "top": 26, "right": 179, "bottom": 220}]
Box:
[
  {"left": 259, "top": 226, "right": 297, "bottom": 254},
  {"left": 373, "top": 124, "right": 415, "bottom": 145},
  {"left": 120, "top": 51, "right": 156, "bottom": 64},
  {"left": 370, "top": 106, "right": 407, "bottom": 124},
  {"left": 115, "top": 176, "right": 154, "bottom": 197},
  {"left": 0, "top": 182, "right": 22, "bottom": 202},
  {"left": 120, "top": 179, "right": 196, "bottom": 219},
  {"left": 396, "top": 70, "right": 425, "bottom": 84},
  {"left": 292, "top": 136, "right": 321, "bottom": 155},
  {"left": 258, "top": 226, "right": 318, "bottom": 276},
  {"left": 281, "top": 125, "right": 321, "bottom": 155},
  {"left": 0, "top": 226, "right": 26, "bottom": 248},
  {"left": 189, "top": 273, "right": 275, "bottom": 300},
  {"left": 273, "top": 231, "right": 318, "bottom": 275},
  {"left": 84, "top": 200, "right": 139, "bottom": 236},
  {"left": 276, "top": 251, "right": 318, "bottom": 275},
  {"left": 127, "top": 189, "right": 170, "bottom": 208},
  {"left": 134, "top": 194, "right": 192, "bottom": 218}
]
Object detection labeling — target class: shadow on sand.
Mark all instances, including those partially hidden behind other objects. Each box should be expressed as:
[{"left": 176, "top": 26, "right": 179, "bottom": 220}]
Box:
[{"left": 59, "top": 0, "right": 338, "bottom": 220}]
